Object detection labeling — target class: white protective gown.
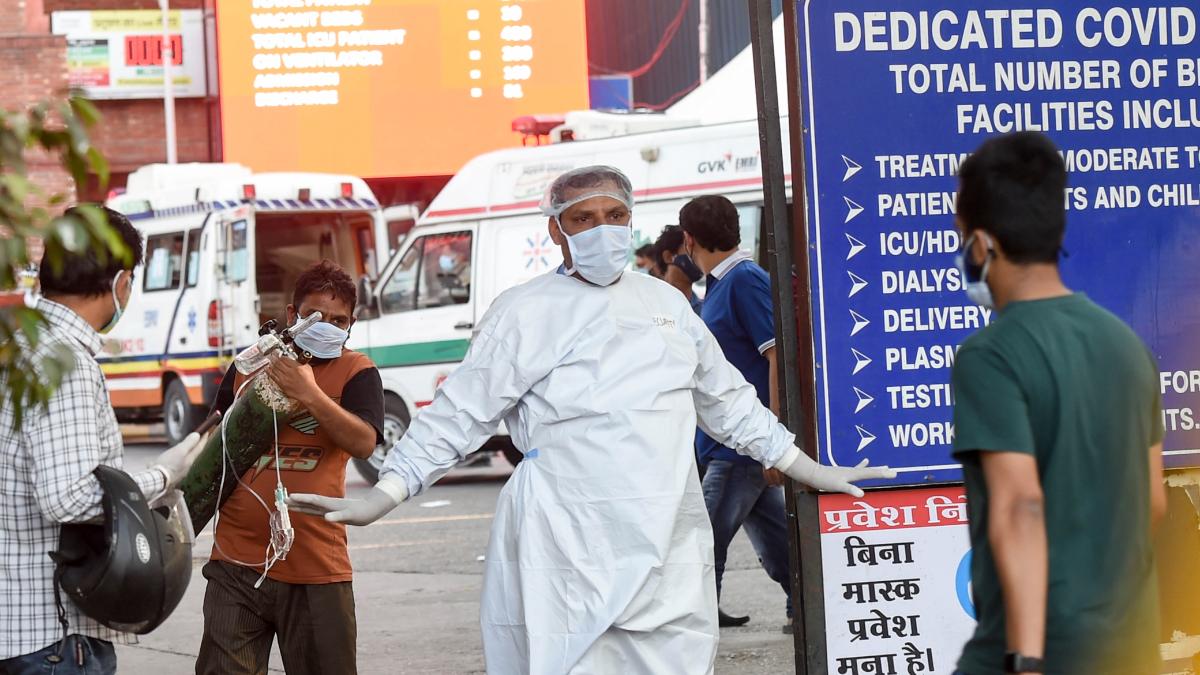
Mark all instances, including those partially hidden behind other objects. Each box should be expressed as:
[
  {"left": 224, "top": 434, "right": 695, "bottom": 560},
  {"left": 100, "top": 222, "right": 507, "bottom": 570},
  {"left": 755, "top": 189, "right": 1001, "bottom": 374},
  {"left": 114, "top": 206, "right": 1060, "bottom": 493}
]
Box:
[{"left": 381, "top": 269, "right": 794, "bottom": 675}]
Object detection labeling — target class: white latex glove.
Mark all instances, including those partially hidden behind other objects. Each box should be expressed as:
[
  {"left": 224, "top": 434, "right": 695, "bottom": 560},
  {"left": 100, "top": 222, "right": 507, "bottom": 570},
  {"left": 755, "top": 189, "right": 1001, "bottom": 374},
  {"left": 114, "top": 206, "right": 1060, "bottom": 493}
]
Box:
[
  {"left": 773, "top": 445, "right": 896, "bottom": 498},
  {"left": 151, "top": 431, "right": 210, "bottom": 490},
  {"left": 287, "top": 478, "right": 408, "bottom": 525}
]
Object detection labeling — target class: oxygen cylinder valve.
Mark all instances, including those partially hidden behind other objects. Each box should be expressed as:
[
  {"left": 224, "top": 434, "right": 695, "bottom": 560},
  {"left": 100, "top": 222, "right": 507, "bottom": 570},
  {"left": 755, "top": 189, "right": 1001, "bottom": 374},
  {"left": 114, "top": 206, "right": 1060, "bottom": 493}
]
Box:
[
  {"left": 233, "top": 332, "right": 283, "bottom": 376},
  {"left": 232, "top": 311, "right": 323, "bottom": 376}
]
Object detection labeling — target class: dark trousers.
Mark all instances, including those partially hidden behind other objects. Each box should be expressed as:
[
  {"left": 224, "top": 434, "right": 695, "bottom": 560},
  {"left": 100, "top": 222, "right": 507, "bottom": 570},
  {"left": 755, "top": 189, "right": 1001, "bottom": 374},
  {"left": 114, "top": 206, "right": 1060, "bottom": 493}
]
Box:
[
  {"left": 701, "top": 459, "right": 793, "bottom": 617},
  {"left": 196, "top": 561, "right": 357, "bottom": 675},
  {"left": 0, "top": 636, "right": 115, "bottom": 675}
]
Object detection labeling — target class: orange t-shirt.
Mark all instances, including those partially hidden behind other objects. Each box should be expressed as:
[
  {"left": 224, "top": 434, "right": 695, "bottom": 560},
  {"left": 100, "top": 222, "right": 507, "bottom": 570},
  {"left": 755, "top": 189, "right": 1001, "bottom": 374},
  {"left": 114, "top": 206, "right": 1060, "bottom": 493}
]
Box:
[{"left": 211, "top": 349, "right": 375, "bottom": 584}]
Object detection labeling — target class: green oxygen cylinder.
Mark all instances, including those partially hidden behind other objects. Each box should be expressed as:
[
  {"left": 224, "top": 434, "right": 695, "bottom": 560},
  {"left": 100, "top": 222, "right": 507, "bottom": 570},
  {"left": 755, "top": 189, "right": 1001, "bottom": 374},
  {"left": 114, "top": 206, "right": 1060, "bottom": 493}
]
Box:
[{"left": 179, "top": 372, "right": 299, "bottom": 533}]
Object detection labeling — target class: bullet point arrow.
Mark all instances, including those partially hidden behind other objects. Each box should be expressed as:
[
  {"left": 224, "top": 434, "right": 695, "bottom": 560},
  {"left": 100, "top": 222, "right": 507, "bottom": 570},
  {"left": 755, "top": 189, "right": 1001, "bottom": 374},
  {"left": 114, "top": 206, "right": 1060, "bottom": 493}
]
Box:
[
  {"left": 845, "top": 233, "right": 866, "bottom": 260},
  {"left": 844, "top": 197, "right": 864, "bottom": 223},
  {"left": 849, "top": 310, "right": 870, "bottom": 336},
  {"left": 853, "top": 387, "right": 874, "bottom": 413},
  {"left": 851, "top": 348, "right": 872, "bottom": 375},
  {"left": 842, "top": 155, "right": 862, "bottom": 182},
  {"left": 847, "top": 271, "right": 868, "bottom": 298},
  {"left": 855, "top": 426, "right": 876, "bottom": 452}
]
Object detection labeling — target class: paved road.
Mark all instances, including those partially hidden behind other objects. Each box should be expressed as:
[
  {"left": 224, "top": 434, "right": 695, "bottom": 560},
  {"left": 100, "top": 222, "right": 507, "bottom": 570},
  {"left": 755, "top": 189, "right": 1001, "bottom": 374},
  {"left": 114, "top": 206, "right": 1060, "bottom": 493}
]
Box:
[{"left": 118, "top": 442, "right": 797, "bottom": 673}]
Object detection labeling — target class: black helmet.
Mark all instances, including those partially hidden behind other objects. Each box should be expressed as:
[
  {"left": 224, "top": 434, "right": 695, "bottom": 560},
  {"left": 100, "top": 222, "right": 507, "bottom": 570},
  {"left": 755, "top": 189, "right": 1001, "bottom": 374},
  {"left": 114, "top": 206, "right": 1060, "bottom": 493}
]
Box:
[{"left": 51, "top": 465, "right": 194, "bottom": 634}]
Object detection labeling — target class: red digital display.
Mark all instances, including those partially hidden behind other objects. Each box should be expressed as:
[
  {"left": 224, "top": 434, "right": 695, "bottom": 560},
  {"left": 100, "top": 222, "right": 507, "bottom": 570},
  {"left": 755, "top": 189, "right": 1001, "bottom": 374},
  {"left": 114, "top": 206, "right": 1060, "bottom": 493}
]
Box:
[{"left": 124, "top": 34, "right": 184, "bottom": 67}]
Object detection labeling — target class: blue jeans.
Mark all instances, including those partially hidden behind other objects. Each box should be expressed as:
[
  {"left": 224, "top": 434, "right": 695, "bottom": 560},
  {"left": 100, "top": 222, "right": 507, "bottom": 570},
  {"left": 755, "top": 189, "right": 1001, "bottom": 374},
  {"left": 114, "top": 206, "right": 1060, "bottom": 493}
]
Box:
[
  {"left": 0, "top": 636, "right": 116, "bottom": 675},
  {"left": 701, "top": 459, "right": 793, "bottom": 617}
]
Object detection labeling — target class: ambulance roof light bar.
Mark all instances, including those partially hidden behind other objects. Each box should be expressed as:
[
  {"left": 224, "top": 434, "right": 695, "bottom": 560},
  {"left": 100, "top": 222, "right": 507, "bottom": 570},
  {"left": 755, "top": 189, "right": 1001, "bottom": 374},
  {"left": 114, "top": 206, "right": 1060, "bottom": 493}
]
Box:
[{"left": 512, "top": 114, "right": 566, "bottom": 146}]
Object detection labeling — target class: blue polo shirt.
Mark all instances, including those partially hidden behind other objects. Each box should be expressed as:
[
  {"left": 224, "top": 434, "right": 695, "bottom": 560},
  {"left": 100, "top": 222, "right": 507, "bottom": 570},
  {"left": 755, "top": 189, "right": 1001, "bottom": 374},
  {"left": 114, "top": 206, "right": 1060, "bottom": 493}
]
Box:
[{"left": 695, "top": 252, "right": 777, "bottom": 467}]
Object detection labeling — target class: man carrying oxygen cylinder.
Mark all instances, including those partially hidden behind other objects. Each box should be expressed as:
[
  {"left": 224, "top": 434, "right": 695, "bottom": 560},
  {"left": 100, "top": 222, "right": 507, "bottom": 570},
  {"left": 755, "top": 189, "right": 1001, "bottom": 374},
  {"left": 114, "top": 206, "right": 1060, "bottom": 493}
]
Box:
[
  {"left": 196, "top": 260, "right": 384, "bottom": 675},
  {"left": 289, "top": 166, "right": 895, "bottom": 674},
  {"left": 0, "top": 206, "right": 210, "bottom": 675}
]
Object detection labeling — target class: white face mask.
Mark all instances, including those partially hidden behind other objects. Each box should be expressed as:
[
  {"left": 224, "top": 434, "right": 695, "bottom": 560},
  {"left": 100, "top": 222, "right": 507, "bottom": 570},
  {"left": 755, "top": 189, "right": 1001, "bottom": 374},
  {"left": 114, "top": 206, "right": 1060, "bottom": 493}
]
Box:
[
  {"left": 557, "top": 219, "right": 631, "bottom": 286},
  {"left": 101, "top": 270, "right": 128, "bottom": 334},
  {"left": 955, "top": 233, "right": 995, "bottom": 310},
  {"left": 292, "top": 315, "right": 349, "bottom": 359}
]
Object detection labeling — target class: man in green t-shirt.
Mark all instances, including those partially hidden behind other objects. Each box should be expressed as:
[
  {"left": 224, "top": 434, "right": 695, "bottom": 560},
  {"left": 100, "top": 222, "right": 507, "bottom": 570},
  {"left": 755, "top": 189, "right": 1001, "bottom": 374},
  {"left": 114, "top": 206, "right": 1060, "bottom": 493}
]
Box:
[{"left": 950, "top": 131, "right": 1165, "bottom": 675}]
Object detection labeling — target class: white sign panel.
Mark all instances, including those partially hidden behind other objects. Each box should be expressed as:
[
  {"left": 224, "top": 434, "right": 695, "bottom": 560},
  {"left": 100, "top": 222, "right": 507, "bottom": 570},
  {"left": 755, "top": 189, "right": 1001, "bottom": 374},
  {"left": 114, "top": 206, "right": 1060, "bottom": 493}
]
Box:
[
  {"left": 821, "top": 487, "right": 976, "bottom": 675},
  {"left": 51, "top": 10, "right": 207, "bottom": 100}
]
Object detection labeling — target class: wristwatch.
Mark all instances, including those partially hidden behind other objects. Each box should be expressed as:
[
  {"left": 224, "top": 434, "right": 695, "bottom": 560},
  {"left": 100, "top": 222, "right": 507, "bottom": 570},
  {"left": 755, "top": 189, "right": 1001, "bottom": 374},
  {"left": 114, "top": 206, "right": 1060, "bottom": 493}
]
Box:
[{"left": 1004, "top": 652, "right": 1044, "bottom": 673}]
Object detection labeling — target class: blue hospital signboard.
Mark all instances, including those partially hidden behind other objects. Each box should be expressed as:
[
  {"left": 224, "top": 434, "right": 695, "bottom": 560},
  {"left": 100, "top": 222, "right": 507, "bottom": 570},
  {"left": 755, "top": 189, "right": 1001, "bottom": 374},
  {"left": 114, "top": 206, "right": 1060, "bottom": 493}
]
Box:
[{"left": 797, "top": 1, "right": 1200, "bottom": 486}]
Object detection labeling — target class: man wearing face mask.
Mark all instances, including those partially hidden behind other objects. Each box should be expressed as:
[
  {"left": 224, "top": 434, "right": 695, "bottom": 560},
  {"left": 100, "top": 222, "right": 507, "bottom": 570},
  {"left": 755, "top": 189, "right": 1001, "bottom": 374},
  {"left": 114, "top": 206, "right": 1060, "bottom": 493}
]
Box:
[
  {"left": 197, "top": 259, "right": 384, "bottom": 675},
  {"left": 678, "top": 195, "right": 796, "bottom": 632},
  {"left": 434, "top": 241, "right": 471, "bottom": 304},
  {"left": 634, "top": 243, "right": 656, "bottom": 275},
  {"left": 288, "top": 166, "right": 893, "bottom": 674},
  {"left": 950, "top": 132, "right": 1163, "bottom": 675},
  {"left": 0, "top": 206, "right": 210, "bottom": 675},
  {"left": 653, "top": 225, "right": 704, "bottom": 315}
]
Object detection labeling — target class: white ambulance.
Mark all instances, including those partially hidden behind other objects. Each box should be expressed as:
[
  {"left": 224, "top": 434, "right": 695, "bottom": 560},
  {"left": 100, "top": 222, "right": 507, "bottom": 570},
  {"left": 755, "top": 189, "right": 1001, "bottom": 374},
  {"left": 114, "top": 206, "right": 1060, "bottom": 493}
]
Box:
[
  {"left": 103, "top": 163, "right": 388, "bottom": 450},
  {"left": 349, "top": 115, "right": 790, "bottom": 481}
]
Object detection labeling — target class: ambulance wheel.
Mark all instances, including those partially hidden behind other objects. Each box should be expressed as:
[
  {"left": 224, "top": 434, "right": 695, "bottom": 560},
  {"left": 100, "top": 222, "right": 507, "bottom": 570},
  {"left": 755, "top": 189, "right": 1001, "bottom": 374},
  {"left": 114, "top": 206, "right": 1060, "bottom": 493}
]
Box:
[
  {"left": 354, "top": 396, "right": 410, "bottom": 485},
  {"left": 163, "top": 379, "right": 198, "bottom": 446}
]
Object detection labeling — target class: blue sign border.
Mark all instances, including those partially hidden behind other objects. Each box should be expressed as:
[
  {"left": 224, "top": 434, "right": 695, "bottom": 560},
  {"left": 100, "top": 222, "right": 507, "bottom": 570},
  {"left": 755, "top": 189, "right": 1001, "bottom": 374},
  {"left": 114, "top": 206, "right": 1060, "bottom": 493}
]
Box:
[{"left": 796, "top": 0, "right": 1200, "bottom": 486}]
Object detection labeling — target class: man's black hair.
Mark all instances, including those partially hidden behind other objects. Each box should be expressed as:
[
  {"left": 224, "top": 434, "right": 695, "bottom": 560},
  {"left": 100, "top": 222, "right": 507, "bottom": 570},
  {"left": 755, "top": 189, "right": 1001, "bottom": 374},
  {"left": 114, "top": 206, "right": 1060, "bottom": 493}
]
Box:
[
  {"left": 654, "top": 225, "right": 684, "bottom": 255},
  {"left": 643, "top": 223, "right": 681, "bottom": 273},
  {"left": 679, "top": 195, "right": 740, "bottom": 252},
  {"left": 956, "top": 131, "right": 1066, "bottom": 264},
  {"left": 635, "top": 243, "right": 654, "bottom": 259},
  {"left": 40, "top": 206, "right": 144, "bottom": 297},
  {"left": 293, "top": 259, "right": 357, "bottom": 311}
]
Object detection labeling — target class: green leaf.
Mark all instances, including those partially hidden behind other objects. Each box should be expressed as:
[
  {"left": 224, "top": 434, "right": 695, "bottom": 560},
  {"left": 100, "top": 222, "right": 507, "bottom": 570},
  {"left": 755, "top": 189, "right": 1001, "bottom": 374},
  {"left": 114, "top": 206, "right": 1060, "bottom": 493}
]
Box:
[
  {"left": 7, "top": 113, "right": 30, "bottom": 140},
  {"left": 27, "top": 206, "right": 49, "bottom": 234},
  {"left": 70, "top": 96, "right": 102, "bottom": 128},
  {"left": 64, "top": 151, "right": 88, "bottom": 188},
  {"left": 10, "top": 375, "right": 28, "bottom": 428},
  {"left": 52, "top": 215, "right": 88, "bottom": 253},
  {"left": 80, "top": 206, "right": 129, "bottom": 265},
  {"left": 16, "top": 307, "right": 43, "bottom": 347},
  {"left": 42, "top": 352, "right": 64, "bottom": 385},
  {"left": 43, "top": 244, "right": 64, "bottom": 277},
  {"left": 0, "top": 96, "right": 109, "bottom": 430},
  {"left": 4, "top": 236, "right": 25, "bottom": 271},
  {"left": 0, "top": 174, "right": 30, "bottom": 203},
  {"left": 65, "top": 116, "right": 90, "bottom": 157},
  {"left": 86, "top": 147, "right": 109, "bottom": 190}
]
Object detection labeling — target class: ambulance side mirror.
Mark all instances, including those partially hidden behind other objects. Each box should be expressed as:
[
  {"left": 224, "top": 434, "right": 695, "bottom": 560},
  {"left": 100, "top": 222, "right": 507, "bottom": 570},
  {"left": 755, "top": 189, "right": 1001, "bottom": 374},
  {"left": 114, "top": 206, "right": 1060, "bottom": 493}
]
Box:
[{"left": 355, "top": 276, "right": 379, "bottom": 320}]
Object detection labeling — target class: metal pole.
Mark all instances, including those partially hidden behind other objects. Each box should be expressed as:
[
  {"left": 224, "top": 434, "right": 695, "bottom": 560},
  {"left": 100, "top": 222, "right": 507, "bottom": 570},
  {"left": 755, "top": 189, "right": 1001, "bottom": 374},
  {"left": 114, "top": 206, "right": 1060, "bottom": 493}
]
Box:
[
  {"left": 746, "top": 1, "right": 826, "bottom": 672},
  {"left": 698, "top": 0, "right": 709, "bottom": 84},
  {"left": 161, "top": 0, "right": 178, "bottom": 164},
  {"left": 780, "top": 0, "right": 828, "bottom": 670}
]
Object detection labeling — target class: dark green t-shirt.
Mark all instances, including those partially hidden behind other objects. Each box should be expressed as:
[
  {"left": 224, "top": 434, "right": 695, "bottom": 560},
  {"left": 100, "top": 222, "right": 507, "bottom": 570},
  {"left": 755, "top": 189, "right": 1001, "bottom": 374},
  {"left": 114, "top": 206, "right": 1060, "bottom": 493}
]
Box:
[{"left": 951, "top": 293, "right": 1163, "bottom": 675}]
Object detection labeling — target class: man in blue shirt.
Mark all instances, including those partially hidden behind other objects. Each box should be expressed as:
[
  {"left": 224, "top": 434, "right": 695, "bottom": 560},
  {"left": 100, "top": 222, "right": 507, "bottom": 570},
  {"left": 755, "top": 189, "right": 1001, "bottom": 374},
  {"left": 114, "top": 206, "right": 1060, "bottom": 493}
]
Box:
[{"left": 680, "top": 195, "right": 793, "bottom": 630}]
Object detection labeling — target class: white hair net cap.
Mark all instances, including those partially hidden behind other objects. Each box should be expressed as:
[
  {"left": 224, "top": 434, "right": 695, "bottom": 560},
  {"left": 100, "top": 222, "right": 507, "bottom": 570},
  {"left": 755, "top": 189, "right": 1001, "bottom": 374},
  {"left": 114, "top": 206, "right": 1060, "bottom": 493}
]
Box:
[{"left": 538, "top": 165, "right": 634, "bottom": 218}]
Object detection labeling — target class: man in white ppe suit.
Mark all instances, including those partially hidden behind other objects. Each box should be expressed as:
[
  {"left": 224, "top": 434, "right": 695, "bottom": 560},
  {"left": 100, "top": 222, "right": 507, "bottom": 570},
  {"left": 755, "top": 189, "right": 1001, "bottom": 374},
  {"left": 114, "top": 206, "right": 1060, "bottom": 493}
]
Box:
[{"left": 289, "top": 166, "right": 893, "bottom": 674}]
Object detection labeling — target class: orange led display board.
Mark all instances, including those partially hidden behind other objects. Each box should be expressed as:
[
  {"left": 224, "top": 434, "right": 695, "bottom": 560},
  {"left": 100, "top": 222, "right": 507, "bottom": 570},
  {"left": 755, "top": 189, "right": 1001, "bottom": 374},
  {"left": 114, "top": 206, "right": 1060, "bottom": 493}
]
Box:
[{"left": 216, "top": 0, "right": 589, "bottom": 176}]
